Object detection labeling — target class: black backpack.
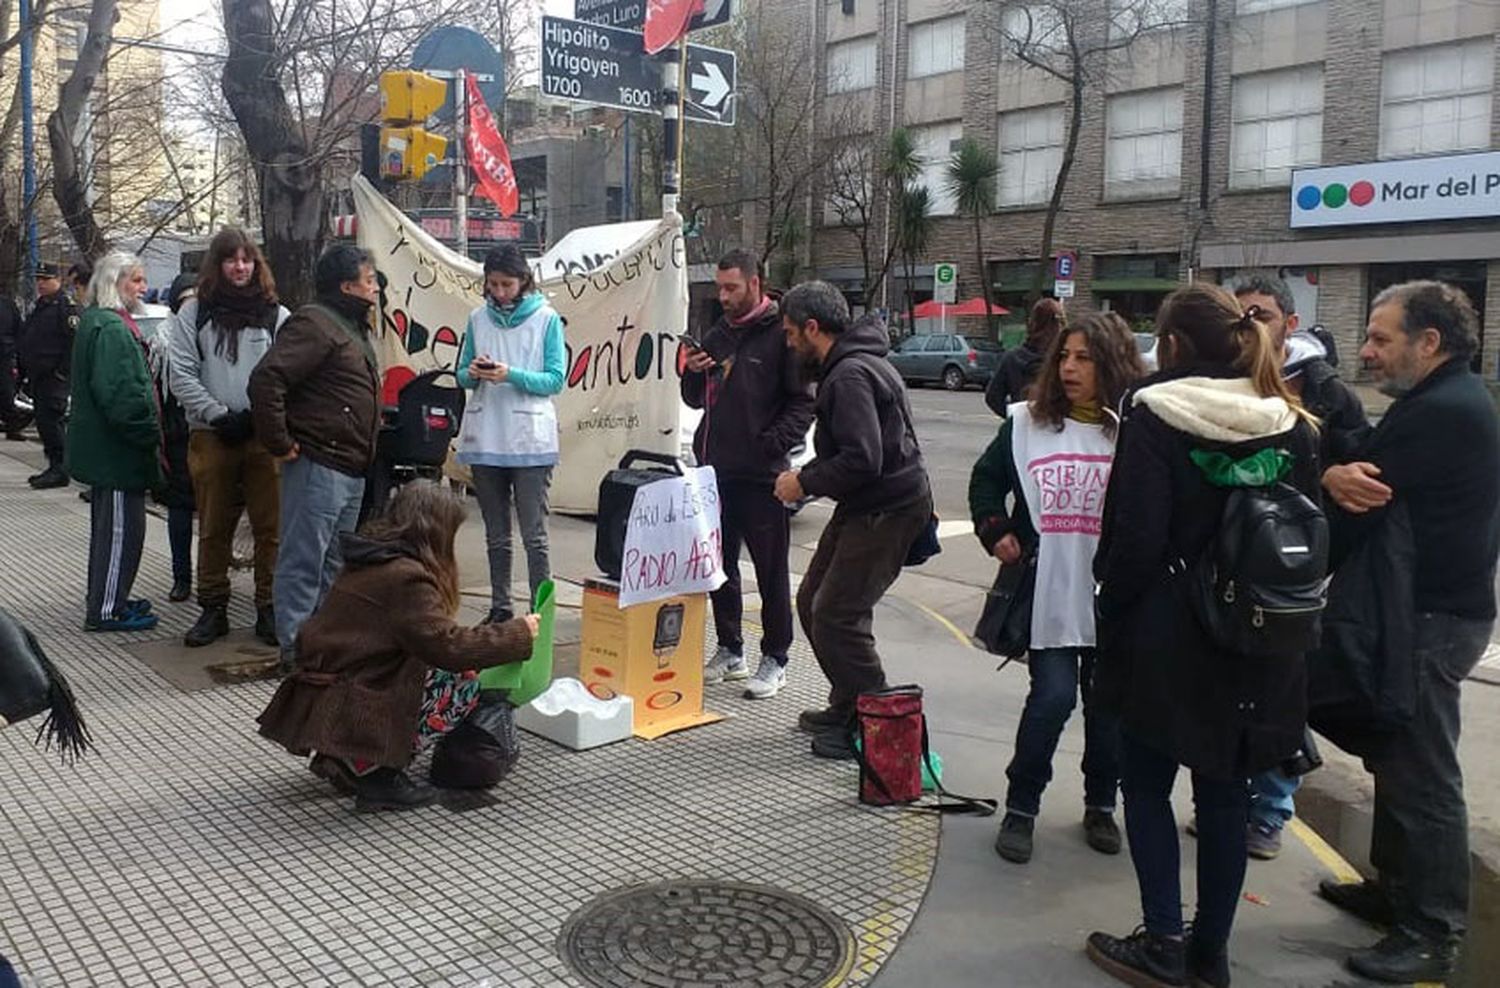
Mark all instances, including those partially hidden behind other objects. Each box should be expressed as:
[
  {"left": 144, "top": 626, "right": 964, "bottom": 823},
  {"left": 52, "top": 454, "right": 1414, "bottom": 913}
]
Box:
[{"left": 1186, "top": 482, "right": 1329, "bottom": 658}]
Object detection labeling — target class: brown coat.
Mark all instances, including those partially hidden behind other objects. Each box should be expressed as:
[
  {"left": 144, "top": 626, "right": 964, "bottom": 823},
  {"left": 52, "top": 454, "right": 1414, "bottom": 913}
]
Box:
[
  {"left": 257, "top": 547, "right": 533, "bottom": 769},
  {"left": 248, "top": 301, "right": 380, "bottom": 477}
]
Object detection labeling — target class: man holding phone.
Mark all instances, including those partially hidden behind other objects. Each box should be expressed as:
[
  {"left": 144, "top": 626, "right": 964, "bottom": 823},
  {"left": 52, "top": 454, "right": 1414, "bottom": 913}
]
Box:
[{"left": 682, "top": 249, "right": 815, "bottom": 699}]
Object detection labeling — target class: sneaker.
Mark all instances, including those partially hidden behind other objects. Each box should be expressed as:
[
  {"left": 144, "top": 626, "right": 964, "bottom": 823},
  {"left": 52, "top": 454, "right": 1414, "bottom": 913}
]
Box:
[
  {"left": 28, "top": 465, "right": 68, "bottom": 489},
  {"left": 995, "top": 813, "right": 1035, "bottom": 864},
  {"left": 254, "top": 605, "right": 278, "bottom": 647},
  {"left": 353, "top": 767, "right": 438, "bottom": 813},
  {"left": 1084, "top": 809, "right": 1123, "bottom": 855},
  {"left": 85, "top": 611, "right": 160, "bottom": 633},
  {"left": 743, "top": 656, "right": 787, "bottom": 699},
  {"left": 1246, "top": 821, "right": 1282, "bottom": 861},
  {"left": 168, "top": 578, "right": 191, "bottom": 603},
  {"left": 1317, "top": 878, "right": 1395, "bottom": 928},
  {"left": 1086, "top": 927, "right": 1188, "bottom": 988},
  {"left": 124, "top": 598, "right": 153, "bottom": 617},
  {"left": 703, "top": 645, "right": 748, "bottom": 684},
  {"left": 184, "top": 604, "right": 230, "bottom": 648},
  {"left": 483, "top": 605, "right": 514, "bottom": 625},
  {"left": 1346, "top": 930, "right": 1456, "bottom": 984},
  {"left": 797, "top": 707, "right": 848, "bottom": 734},
  {"left": 810, "top": 728, "right": 856, "bottom": 761},
  {"left": 309, "top": 754, "right": 357, "bottom": 795}
]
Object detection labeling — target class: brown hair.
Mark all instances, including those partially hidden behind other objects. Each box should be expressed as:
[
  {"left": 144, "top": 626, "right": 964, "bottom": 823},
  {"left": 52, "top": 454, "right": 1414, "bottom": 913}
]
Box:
[
  {"left": 1025, "top": 297, "right": 1066, "bottom": 350},
  {"left": 1030, "top": 312, "right": 1144, "bottom": 439},
  {"left": 196, "top": 226, "right": 278, "bottom": 305},
  {"left": 359, "top": 481, "right": 467, "bottom": 616},
  {"left": 1155, "top": 283, "right": 1313, "bottom": 422}
]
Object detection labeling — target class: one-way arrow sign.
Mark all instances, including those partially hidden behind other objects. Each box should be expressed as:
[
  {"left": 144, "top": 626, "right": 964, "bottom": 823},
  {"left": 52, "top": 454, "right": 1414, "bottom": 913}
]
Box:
[{"left": 686, "top": 45, "right": 736, "bottom": 125}]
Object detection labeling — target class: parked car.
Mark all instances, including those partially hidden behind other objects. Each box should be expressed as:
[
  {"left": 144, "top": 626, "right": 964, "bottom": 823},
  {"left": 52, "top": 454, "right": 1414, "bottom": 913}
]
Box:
[
  {"left": 886, "top": 334, "right": 1001, "bottom": 390},
  {"left": 1133, "top": 332, "right": 1159, "bottom": 372}
]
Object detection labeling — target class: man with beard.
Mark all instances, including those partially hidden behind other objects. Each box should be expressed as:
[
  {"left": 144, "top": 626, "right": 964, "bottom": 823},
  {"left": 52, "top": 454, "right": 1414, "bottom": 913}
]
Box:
[
  {"left": 682, "top": 250, "right": 814, "bottom": 699},
  {"left": 775, "top": 280, "right": 932, "bottom": 759},
  {"left": 1319, "top": 281, "right": 1499, "bottom": 984}
]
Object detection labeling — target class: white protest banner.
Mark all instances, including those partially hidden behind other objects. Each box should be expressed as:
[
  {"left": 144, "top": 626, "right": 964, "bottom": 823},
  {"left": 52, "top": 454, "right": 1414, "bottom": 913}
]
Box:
[
  {"left": 617, "top": 466, "right": 726, "bottom": 608},
  {"left": 351, "top": 176, "right": 687, "bottom": 513}
]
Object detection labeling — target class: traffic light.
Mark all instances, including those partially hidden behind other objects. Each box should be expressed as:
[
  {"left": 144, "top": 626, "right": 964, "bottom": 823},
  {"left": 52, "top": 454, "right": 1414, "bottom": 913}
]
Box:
[{"left": 378, "top": 70, "right": 448, "bottom": 181}]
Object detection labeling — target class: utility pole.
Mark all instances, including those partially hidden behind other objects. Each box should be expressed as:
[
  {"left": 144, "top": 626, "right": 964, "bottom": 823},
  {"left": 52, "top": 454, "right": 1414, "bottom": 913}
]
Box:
[
  {"left": 455, "top": 68, "right": 469, "bottom": 258},
  {"left": 659, "top": 44, "right": 681, "bottom": 215},
  {"left": 19, "top": 0, "right": 39, "bottom": 285}
]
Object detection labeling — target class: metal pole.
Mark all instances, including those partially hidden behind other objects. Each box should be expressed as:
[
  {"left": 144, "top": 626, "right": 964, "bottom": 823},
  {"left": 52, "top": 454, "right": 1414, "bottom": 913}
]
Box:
[
  {"left": 455, "top": 68, "right": 469, "bottom": 258},
  {"left": 623, "top": 117, "right": 632, "bottom": 221},
  {"left": 19, "top": 0, "right": 39, "bottom": 285},
  {"left": 660, "top": 46, "right": 681, "bottom": 213}
]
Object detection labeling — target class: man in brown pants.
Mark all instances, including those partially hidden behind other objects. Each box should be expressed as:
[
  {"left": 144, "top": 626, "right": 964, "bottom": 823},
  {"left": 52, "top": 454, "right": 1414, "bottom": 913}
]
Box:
[{"left": 776, "top": 281, "right": 933, "bottom": 760}]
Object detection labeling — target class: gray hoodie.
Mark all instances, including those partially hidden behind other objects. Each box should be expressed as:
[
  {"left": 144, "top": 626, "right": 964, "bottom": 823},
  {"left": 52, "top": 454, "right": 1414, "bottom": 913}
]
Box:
[{"left": 167, "top": 296, "right": 290, "bottom": 429}]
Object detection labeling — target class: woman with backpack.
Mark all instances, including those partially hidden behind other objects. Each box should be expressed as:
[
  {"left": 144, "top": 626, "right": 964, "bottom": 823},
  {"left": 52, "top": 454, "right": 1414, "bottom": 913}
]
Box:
[
  {"left": 168, "top": 228, "right": 290, "bottom": 649},
  {"left": 969, "top": 312, "right": 1144, "bottom": 866},
  {"left": 455, "top": 244, "right": 566, "bottom": 625},
  {"left": 1086, "top": 284, "right": 1323, "bottom": 988}
]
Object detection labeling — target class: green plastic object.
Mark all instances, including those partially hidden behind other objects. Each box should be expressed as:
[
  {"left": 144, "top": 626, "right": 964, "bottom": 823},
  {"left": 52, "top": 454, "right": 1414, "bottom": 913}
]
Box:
[
  {"left": 477, "top": 580, "right": 555, "bottom": 705},
  {"left": 851, "top": 736, "right": 945, "bottom": 792}
]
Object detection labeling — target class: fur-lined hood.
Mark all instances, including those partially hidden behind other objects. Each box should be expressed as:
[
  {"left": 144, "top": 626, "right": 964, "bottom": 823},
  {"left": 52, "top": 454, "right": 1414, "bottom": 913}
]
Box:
[{"left": 1132, "top": 376, "right": 1297, "bottom": 444}]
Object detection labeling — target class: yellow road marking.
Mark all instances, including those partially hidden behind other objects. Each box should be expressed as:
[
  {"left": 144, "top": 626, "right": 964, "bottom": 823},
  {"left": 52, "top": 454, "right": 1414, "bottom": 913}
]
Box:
[
  {"left": 1287, "top": 817, "right": 1361, "bottom": 884},
  {"left": 908, "top": 599, "right": 975, "bottom": 650}
]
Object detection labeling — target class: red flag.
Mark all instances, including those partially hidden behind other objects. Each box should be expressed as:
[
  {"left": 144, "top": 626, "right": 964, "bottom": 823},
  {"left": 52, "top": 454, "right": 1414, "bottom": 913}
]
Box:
[
  {"left": 644, "top": 0, "right": 705, "bottom": 55},
  {"left": 464, "top": 74, "right": 518, "bottom": 218}
]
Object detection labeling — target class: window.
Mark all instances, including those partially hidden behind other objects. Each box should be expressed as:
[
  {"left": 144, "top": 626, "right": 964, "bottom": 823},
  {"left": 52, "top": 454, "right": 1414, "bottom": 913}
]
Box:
[
  {"left": 1380, "top": 40, "right": 1493, "bottom": 158},
  {"left": 1229, "top": 65, "right": 1323, "bottom": 188},
  {"left": 1110, "top": 0, "right": 1189, "bottom": 39},
  {"left": 908, "top": 16, "right": 965, "bottom": 78},
  {"left": 1104, "top": 87, "right": 1184, "bottom": 198},
  {"left": 999, "top": 5, "right": 1066, "bottom": 53},
  {"left": 1237, "top": 0, "right": 1315, "bottom": 12},
  {"left": 912, "top": 121, "right": 963, "bottom": 215},
  {"left": 997, "top": 105, "right": 1065, "bottom": 206},
  {"left": 828, "top": 36, "right": 877, "bottom": 94}
]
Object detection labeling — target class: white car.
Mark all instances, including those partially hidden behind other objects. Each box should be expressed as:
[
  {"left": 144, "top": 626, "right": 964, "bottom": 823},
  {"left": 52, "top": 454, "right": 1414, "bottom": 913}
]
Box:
[{"left": 678, "top": 404, "right": 818, "bottom": 473}]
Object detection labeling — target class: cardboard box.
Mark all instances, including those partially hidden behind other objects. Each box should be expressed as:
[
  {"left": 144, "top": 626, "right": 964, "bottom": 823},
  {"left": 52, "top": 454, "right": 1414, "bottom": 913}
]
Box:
[{"left": 580, "top": 579, "right": 723, "bottom": 739}]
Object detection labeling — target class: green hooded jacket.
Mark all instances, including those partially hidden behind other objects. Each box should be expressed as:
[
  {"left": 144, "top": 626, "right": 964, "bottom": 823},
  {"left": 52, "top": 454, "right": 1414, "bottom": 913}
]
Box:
[{"left": 64, "top": 306, "right": 163, "bottom": 491}]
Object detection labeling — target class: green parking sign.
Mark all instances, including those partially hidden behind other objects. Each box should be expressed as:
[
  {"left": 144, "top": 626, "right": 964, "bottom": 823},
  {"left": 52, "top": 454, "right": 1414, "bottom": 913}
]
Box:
[{"left": 934, "top": 262, "right": 957, "bottom": 303}]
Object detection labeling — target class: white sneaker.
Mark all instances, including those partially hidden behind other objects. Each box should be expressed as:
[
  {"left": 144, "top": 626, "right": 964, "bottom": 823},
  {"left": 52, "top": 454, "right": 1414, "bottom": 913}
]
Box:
[
  {"left": 743, "top": 656, "right": 787, "bottom": 699},
  {"left": 703, "top": 646, "right": 748, "bottom": 684}
]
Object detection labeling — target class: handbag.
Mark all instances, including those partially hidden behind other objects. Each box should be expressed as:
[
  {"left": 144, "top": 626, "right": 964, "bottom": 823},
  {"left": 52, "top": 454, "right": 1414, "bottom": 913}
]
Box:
[
  {"left": 0, "top": 608, "right": 92, "bottom": 762},
  {"left": 974, "top": 555, "right": 1036, "bottom": 661},
  {"left": 429, "top": 690, "right": 521, "bottom": 790},
  {"left": 852, "top": 685, "right": 997, "bottom": 815},
  {"left": 904, "top": 514, "right": 942, "bottom": 567}
]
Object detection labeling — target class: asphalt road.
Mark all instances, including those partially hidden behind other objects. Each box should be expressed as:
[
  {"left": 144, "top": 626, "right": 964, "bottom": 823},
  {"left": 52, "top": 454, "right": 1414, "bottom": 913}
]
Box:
[{"left": 907, "top": 385, "right": 1000, "bottom": 520}]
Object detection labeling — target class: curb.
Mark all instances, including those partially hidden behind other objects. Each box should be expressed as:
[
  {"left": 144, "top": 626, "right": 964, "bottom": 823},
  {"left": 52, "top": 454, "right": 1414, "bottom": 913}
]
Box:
[{"left": 1299, "top": 757, "right": 1500, "bottom": 986}]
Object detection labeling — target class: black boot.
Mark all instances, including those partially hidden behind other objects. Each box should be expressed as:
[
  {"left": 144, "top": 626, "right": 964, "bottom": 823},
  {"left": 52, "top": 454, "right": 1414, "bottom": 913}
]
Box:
[
  {"left": 353, "top": 767, "right": 438, "bottom": 813},
  {"left": 184, "top": 604, "right": 230, "bottom": 647},
  {"left": 797, "top": 707, "right": 848, "bottom": 734},
  {"left": 29, "top": 465, "right": 68, "bottom": 490},
  {"left": 995, "top": 813, "right": 1035, "bottom": 864},
  {"left": 254, "top": 605, "right": 278, "bottom": 647},
  {"left": 483, "top": 605, "right": 514, "bottom": 625},
  {"left": 1186, "top": 928, "right": 1231, "bottom": 988},
  {"left": 1317, "top": 878, "right": 1395, "bottom": 927},
  {"left": 1084, "top": 809, "right": 1123, "bottom": 855},
  {"left": 1086, "top": 927, "right": 1187, "bottom": 988},
  {"left": 1346, "top": 931, "right": 1456, "bottom": 984},
  {"left": 309, "top": 754, "right": 357, "bottom": 795},
  {"left": 168, "top": 577, "right": 192, "bottom": 603}
]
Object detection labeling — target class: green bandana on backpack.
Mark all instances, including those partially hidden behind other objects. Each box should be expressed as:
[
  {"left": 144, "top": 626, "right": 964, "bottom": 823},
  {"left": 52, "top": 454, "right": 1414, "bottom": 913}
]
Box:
[{"left": 1189, "top": 447, "right": 1293, "bottom": 488}]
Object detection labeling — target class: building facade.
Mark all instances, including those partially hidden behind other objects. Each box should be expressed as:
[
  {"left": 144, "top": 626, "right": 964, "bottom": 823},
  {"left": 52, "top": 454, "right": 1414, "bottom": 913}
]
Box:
[{"left": 799, "top": 0, "right": 1500, "bottom": 376}]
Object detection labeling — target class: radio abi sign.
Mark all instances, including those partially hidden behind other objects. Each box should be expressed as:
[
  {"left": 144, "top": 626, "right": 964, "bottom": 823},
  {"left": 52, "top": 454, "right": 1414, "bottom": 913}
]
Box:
[
  {"left": 618, "top": 466, "right": 726, "bottom": 608},
  {"left": 1290, "top": 151, "right": 1500, "bottom": 229}
]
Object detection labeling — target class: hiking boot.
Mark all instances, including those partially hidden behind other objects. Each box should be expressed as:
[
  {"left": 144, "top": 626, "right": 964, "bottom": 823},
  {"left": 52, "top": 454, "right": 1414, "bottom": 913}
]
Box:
[
  {"left": 810, "top": 727, "right": 856, "bottom": 761},
  {"left": 168, "top": 577, "right": 191, "bottom": 603},
  {"left": 1317, "top": 878, "right": 1394, "bottom": 928},
  {"left": 184, "top": 605, "right": 229, "bottom": 647},
  {"left": 743, "top": 655, "right": 787, "bottom": 699},
  {"left": 995, "top": 813, "right": 1035, "bottom": 864},
  {"left": 309, "top": 754, "right": 357, "bottom": 795},
  {"left": 798, "top": 707, "right": 848, "bottom": 734},
  {"left": 483, "top": 605, "right": 514, "bottom": 625},
  {"left": 353, "top": 768, "right": 437, "bottom": 813},
  {"left": 703, "top": 645, "right": 748, "bottom": 684},
  {"left": 1186, "top": 928, "right": 1231, "bottom": 988},
  {"left": 28, "top": 465, "right": 68, "bottom": 490},
  {"left": 254, "top": 605, "right": 278, "bottom": 647},
  {"left": 1085, "top": 809, "right": 1123, "bottom": 855},
  {"left": 84, "top": 611, "right": 160, "bottom": 633},
  {"left": 1246, "top": 821, "right": 1282, "bottom": 861},
  {"left": 1086, "top": 927, "right": 1187, "bottom": 988},
  {"left": 1346, "top": 930, "right": 1456, "bottom": 984}
]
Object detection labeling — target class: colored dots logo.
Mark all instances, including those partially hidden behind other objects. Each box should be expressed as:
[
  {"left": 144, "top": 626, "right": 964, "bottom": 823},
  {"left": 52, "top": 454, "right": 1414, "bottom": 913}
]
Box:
[{"left": 1296, "top": 179, "right": 1376, "bottom": 210}]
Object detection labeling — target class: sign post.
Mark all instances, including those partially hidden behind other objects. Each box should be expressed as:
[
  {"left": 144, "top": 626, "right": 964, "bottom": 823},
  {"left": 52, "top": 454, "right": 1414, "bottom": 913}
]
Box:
[{"left": 1054, "top": 250, "right": 1077, "bottom": 300}]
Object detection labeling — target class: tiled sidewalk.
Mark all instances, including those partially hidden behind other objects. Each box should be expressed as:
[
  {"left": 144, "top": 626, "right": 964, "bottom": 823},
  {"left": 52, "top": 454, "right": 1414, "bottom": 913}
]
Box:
[{"left": 0, "top": 453, "right": 937, "bottom": 988}]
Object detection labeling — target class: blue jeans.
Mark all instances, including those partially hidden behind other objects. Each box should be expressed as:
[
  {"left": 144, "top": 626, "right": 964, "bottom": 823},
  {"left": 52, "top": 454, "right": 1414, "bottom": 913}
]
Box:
[
  {"left": 1122, "top": 732, "right": 1249, "bottom": 950},
  {"left": 273, "top": 456, "right": 365, "bottom": 659},
  {"left": 1248, "top": 768, "right": 1300, "bottom": 831},
  {"left": 1004, "top": 647, "right": 1121, "bottom": 817}
]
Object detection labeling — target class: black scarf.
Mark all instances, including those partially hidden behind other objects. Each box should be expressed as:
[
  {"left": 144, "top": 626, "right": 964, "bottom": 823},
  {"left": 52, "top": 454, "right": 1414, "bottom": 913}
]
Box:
[
  {"left": 320, "top": 292, "right": 375, "bottom": 329},
  {"left": 208, "top": 281, "right": 277, "bottom": 363}
]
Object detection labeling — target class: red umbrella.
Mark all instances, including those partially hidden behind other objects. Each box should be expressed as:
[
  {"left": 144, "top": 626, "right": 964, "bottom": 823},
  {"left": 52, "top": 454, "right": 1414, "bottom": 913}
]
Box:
[{"left": 912, "top": 297, "right": 1010, "bottom": 319}]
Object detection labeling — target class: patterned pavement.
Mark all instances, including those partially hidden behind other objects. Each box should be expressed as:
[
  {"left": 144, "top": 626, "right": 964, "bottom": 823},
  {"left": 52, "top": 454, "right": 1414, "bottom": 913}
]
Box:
[{"left": 0, "top": 451, "right": 937, "bottom": 988}]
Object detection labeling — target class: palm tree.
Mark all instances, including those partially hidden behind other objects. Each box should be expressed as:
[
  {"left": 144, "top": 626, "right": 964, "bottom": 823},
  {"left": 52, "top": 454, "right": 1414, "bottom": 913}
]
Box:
[
  {"left": 872, "top": 128, "right": 924, "bottom": 315},
  {"left": 894, "top": 185, "right": 935, "bottom": 336},
  {"left": 946, "top": 138, "right": 1000, "bottom": 340}
]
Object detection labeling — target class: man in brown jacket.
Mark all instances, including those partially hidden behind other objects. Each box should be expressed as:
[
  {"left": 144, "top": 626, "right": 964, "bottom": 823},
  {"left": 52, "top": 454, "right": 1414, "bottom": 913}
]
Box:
[{"left": 249, "top": 246, "right": 382, "bottom": 673}]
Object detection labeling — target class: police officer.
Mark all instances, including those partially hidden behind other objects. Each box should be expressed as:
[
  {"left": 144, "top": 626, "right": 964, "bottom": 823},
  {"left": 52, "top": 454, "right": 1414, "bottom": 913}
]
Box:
[
  {"left": 18, "top": 262, "right": 80, "bottom": 489},
  {"left": 0, "top": 290, "right": 22, "bottom": 440}
]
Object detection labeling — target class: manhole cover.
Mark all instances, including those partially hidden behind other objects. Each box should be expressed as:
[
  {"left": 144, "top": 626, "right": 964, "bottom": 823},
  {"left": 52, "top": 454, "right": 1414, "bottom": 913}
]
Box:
[{"left": 559, "top": 880, "right": 855, "bottom": 987}]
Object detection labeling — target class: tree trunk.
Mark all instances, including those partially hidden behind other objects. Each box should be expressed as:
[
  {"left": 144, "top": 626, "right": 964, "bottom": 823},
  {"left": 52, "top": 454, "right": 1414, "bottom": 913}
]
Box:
[
  {"left": 46, "top": 0, "right": 115, "bottom": 261},
  {"left": 974, "top": 210, "right": 995, "bottom": 340},
  {"left": 222, "top": 0, "right": 324, "bottom": 305},
  {"left": 1031, "top": 73, "right": 1085, "bottom": 303}
]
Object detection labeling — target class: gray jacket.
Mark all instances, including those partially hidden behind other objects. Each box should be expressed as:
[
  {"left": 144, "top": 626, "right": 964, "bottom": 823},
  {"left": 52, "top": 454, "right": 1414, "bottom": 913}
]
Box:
[{"left": 167, "top": 296, "right": 290, "bottom": 429}]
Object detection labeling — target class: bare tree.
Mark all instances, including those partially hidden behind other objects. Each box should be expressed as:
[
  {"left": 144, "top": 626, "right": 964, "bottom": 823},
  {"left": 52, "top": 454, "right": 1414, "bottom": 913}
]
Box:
[
  {"left": 823, "top": 127, "right": 921, "bottom": 307},
  {"left": 46, "top": 0, "right": 115, "bottom": 259}
]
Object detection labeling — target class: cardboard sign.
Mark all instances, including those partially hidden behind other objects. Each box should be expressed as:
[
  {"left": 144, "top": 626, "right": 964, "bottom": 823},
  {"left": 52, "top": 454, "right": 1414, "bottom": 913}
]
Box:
[{"left": 617, "top": 465, "right": 725, "bottom": 608}]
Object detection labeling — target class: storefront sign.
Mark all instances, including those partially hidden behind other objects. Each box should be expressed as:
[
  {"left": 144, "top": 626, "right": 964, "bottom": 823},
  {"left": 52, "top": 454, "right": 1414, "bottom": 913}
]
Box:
[{"left": 1290, "top": 151, "right": 1500, "bottom": 229}]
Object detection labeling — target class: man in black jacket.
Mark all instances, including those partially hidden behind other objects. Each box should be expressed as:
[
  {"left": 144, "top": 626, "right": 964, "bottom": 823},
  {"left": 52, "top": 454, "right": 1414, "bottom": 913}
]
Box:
[
  {"left": 1318, "top": 280, "right": 1499, "bottom": 984},
  {"left": 0, "top": 292, "right": 22, "bottom": 441},
  {"left": 776, "top": 281, "right": 932, "bottom": 759},
  {"left": 682, "top": 250, "right": 814, "bottom": 699},
  {"left": 17, "top": 263, "right": 80, "bottom": 488}
]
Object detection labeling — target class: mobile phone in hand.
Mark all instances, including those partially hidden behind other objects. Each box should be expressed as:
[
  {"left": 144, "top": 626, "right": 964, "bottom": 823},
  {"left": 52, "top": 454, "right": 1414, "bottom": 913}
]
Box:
[{"left": 476, "top": 358, "right": 497, "bottom": 369}]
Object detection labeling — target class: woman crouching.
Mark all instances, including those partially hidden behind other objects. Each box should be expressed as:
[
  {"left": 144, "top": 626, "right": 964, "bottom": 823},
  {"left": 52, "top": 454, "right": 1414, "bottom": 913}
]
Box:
[{"left": 258, "top": 481, "right": 539, "bottom": 812}]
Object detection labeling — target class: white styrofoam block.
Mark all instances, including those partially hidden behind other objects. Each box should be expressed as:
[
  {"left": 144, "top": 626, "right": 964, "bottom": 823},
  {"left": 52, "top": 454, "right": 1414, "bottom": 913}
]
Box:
[{"left": 514, "top": 678, "right": 634, "bottom": 750}]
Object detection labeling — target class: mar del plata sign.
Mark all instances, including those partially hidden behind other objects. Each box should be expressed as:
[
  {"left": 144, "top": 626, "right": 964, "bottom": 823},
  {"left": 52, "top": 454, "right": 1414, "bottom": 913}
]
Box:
[{"left": 1290, "top": 151, "right": 1500, "bottom": 229}]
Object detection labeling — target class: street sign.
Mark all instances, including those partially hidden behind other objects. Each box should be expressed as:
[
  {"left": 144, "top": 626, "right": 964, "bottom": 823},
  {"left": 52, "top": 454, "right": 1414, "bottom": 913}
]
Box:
[
  {"left": 1054, "top": 279, "right": 1076, "bottom": 299},
  {"left": 540, "top": 16, "right": 737, "bottom": 126},
  {"left": 934, "top": 262, "right": 957, "bottom": 304},
  {"left": 575, "top": 0, "right": 734, "bottom": 33},
  {"left": 1055, "top": 250, "right": 1077, "bottom": 280}
]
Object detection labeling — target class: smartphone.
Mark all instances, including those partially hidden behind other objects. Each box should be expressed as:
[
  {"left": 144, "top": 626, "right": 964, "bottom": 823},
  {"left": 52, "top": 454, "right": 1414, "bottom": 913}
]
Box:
[
  {"left": 476, "top": 358, "right": 497, "bottom": 369},
  {"left": 680, "top": 337, "right": 704, "bottom": 352}
]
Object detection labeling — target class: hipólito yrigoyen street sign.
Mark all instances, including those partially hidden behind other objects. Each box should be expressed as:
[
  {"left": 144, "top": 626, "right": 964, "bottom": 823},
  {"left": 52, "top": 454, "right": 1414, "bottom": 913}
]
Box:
[{"left": 573, "top": 0, "right": 734, "bottom": 33}]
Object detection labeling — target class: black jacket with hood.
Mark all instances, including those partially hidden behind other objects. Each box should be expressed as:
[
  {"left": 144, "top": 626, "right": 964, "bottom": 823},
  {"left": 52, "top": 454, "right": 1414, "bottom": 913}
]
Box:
[
  {"left": 799, "top": 315, "right": 930, "bottom": 516},
  {"left": 984, "top": 343, "right": 1045, "bottom": 417},
  {"left": 681, "top": 297, "right": 815, "bottom": 484},
  {"left": 1094, "top": 369, "right": 1322, "bottom": 781}
]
